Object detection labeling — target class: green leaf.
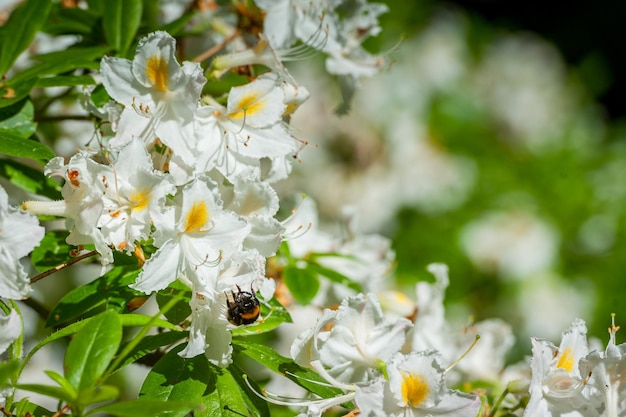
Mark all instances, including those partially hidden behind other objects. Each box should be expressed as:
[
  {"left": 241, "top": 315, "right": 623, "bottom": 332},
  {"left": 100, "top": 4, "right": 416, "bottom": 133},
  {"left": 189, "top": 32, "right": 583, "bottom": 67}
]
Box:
[
  {"left": 156, "top": 282, "right": 192, "bottom": 325},
  {"left": 0, "top": 100, "right": 36, "bottom": 137},
  {"left": 65, "top": 310, "right": 122, "bottom": 392},
  {"left": 103, "top": 0, "right": 143, "bottom": 56},
  {"left": 15, "top": 383, "right": 75, "bottom": 403},
  {"left": 218, "top": 363, "right": 270, "bottom": 417},
  {"left": 0, "top": 159, "right": 62, "bottom": 200},
  {"left": 89, "top": 84, "right": 112, "bottom": 108},
  {"left": 80, "top": 384, "right": 120, "bottom": 405},
  {"left": 111, "top": 331, "right": 189, "bottom": 372},
  {"left": 0, "top": 78, "right": 38, "bottom": 109},
  {"left": 139, "top": 345, "right": 212, "bottom": 417},
  {"left": 193, "top": 364, "right": 252, "bottom": 417},
  {"left": 0, "top": 360, "right": 20, "bottom": 388},
  {"left": 46, "top": 266, "right": 144, "bottom": 327},
  {"left": 10, "top": 57, "right": 101, "bottom": 86},
  {"left": 44, "top": 5, "right": 101, "bottom": 37},
  {"left": 0, "top": 131, "right": 55, "bottom": 160},
  {"left": 87, "top": 398, "right": 199, "bottom": 417},
  {"left": 233, "top": 339, "right": 343, "bottom": 399},
  {"left": 283, "top": 264, "right": 320, "bottom": 304},
  {"left": 30, "top": 230, "right": 71, "bottom": 272},
  {"left": 11, "top": 397, "right": 53, "bottom": 417},
  {"left": 32, "top": 46, "right": 110, "bottom": 64},
  {"left": 0, "top": 0, "right": 53, "bottom": 77},
  {"left": 308, "top": 261, "right": 363, "bottom": 293},
  {"left": 35, "top": 75, "right": 97, "bottom": 88},
  {"left": 118, "top": 314, "right": 179, "bottom": 331},
  {"left": 45, "top": 370, "right": 77, "bottom": 400}
]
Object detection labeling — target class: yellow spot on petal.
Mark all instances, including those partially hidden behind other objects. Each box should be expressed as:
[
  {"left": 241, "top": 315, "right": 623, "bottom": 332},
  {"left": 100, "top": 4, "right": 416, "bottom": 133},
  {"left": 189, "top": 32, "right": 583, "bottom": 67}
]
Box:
[
  {"left": 557, "top": 347, "right": 575, "bottom": 374},
  {"left": 184, "top": 201, "right": 209, "bottom": 233},
  {"left": 228, "top": 91, "right": 265, "bottom": 120},
  {"left": 130, "top": 189, "right": 151, "bottom": 212},
  {"left": 401, "top": 371, "right": 429, "bottom": 408},
  {"left": 146, "top": 55, "right": 169, "bottom": 92}
]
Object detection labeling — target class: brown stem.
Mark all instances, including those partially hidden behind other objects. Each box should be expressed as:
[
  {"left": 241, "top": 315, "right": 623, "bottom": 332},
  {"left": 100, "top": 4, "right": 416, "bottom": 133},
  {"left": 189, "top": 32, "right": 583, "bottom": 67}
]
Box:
[
  {"left": 193, "top": 29, "right": 240, "bottom": 63},
  {"left": 30, "top": 250, "right": 99, "bottom": 285}
]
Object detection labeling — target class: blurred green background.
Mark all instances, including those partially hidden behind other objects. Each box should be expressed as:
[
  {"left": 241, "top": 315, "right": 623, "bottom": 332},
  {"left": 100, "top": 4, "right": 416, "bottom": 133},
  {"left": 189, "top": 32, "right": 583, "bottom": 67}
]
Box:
[{"left": 284, "top": 0, "right": 626, "bottom": 360}]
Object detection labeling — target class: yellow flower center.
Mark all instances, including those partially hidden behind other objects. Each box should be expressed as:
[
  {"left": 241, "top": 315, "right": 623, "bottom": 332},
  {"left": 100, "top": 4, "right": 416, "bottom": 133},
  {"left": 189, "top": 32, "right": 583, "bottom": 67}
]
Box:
[
  {"left": 146, "top": 55, "right": 169, "bottom": 92},
  {"left": 228, "top": 91, "right": 265, "bottom": 120},
  {"left": 401, "top": 371, "right": 429, "bottom": 407},
  {"left": 130, "top": 189, "right": 151, "bottom": 212},
  {"left": 184, "top": 201, "right": 209, "bottom": 233},
  {"left": 556, "top": 347, "right": 575, "bottom": 374}
]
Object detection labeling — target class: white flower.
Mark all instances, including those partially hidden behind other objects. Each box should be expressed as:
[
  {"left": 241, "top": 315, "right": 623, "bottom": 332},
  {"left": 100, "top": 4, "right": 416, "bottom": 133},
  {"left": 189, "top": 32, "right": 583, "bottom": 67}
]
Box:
[
  {"left": 0, "top": 185, "right": 45, "bottom": 299},
  {"left": 131, "top": 177, "right": 251, "bottom": 293},
  {"left": 291, "top": 293, "right": 412, "bottom": 384},
  {"left": 42, "top": 152, "right": 113, "bottom": 263},
  {"left": 579, "top": 317, "right": 626, "bottom": 417},
  {"left": 101, "top": 31, "right": 206, "bottom": 164},
  {"left": 179, "top": 290, "right": 233, "bottom": 367},
  {"left": 0, "top": 309, "right": 21, "bottom": 355},
  {"left": 96, "top": 138, "right": 175, "bottom": 253},
  {"left": 459, "top": 209, "right": 559, "bottom": 280},
  {"left": 216, "top": 172, "right": 284, "bottom": 257},
  {"left": 524, "top": 318, "right": 598, "bottom": 417},
  {"left": 195, "top": 74, "right": 300, "bottom": 181},
  {"left": 356, "top": 351, "right": 481, "bottom": 417}
]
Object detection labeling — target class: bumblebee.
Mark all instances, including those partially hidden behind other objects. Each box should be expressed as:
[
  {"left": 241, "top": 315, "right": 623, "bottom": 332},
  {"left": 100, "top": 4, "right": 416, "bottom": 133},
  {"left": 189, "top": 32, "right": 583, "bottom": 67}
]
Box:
[{"left": 226, "top": 286, "right": 261, "bottom": 326}]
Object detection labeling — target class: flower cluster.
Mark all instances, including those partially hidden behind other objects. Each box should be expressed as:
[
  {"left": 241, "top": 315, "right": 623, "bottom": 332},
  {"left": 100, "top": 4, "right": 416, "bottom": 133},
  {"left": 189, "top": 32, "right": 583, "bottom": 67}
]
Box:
[{"left": 525, "top": 316, "right": 626, "bottom": 417}]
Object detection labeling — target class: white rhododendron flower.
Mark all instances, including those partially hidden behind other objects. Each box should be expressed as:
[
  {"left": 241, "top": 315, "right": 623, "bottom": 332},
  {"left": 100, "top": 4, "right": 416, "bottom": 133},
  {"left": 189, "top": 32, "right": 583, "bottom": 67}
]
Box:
[
  {"left": 291, "top": 292, "right": 412, "bottom": 384},
  {"left": 96, "top": 138, "right": 175, "bottom": 253},
  {"left": 356, "top": 351, "right": 481, "bottom": 417},
  {"left": 524, "top": 318, "right": 597, "bottom": 417},
  {"left": 0, "top": 186, "right": 45, "bottom": 299},
  {"left": 101, "top": 31, "right": 205, "bottom": 163},
  {"left": 0, "top": 309, "right": 21, "bottom": 355},
  {"left": 179, "top": 290, "right": 233, "bottom": 366},
  {"left": 42, "top": 152, "right": 113, "bottom": 263},
  {"left": 579, "top": 317, "right": 626, "bottom": 417},
  {"left": 196, "top": 74, "right": 300, "bottom": 181},
  {"left": 131, "top": 177, "right": 250, "bottom": 293}
]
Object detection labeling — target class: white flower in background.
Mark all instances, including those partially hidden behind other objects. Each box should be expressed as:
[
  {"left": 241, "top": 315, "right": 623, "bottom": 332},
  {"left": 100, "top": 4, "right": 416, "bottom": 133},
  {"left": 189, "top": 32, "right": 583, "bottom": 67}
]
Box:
[
  {"left": 459, "top": 209, "right": 559, "bottom": 280},
  {"left": 179, "top": 289, "right": 233, "bottom": 366},
  {"left": 101, "top": 31, "right": 206, "bottom": 164},
  {"left": 409, "top": 264, "right": 453, "bottom": 359},
  {"left": 524, "top": 318, "right": 598, "bottom": 417},
  {"left": 355, "top": 351, "right": 481, "bottom": 417},
  {"left": 216, "top": 172, "right": 284, "bottom": 257},
  {"left": 452, "top": 318, "right": 515, "bottom": 384},
  {"left": 255, "top": 0, "right": 388, "bottom": 81},
  {"left": 96, "top": 138, "right": 175, "bottom": 254},
  {"left": 579, "top": 317, "right": 626, "bottom": 417},
  {"left": 408, "top": 264, "right": 515, "bottom": 384},
  {"left": 0, "top": 186, "right": 45, "bottom": 299},
  {"left": 291, "top": 293, "right": 412, "bottom": 384},
  {"left": 195, "top": 74, "right": 300, "bottom": 181},
  {"left": 131, "top": 177, "right": 250, "bottom": 293},
  {"left": 0, "top": 309, "right": 21, "bottom": 355},
  {"left": 39, "top": 153, "right": 113, "bottom": 262}
]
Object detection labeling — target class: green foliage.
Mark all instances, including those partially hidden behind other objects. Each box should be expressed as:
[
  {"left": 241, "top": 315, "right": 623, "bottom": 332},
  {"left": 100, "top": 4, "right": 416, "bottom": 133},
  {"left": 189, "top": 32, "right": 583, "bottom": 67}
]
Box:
[{"left": 0, "top": 0, "right": 52, "bottom": 77}]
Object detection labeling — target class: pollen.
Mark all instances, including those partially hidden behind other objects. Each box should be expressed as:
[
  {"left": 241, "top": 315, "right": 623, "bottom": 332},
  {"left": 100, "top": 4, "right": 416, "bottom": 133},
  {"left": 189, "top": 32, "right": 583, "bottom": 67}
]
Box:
[
  {"left": 68, "top": 169, "right": 80, "bottom": 187},
  {"left": 184, "top": 201, "right": 210, "bottom": 233},
  {"left": 228, "top": 91, "right": 265, "bottom": 119},
  {"left": 130, "top": 189, "right": 151, "bottom": 212},
  {"left": 401, "top": 371, "right": 430, "bottom": 408},
  {"left": 146, "top": 55, "right": 169, "bottom": 92},
  {"left": 556, "top": 347, "right": 575, "bottom": 374}
]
